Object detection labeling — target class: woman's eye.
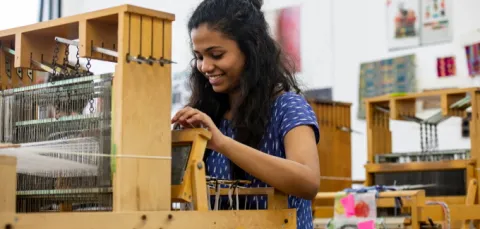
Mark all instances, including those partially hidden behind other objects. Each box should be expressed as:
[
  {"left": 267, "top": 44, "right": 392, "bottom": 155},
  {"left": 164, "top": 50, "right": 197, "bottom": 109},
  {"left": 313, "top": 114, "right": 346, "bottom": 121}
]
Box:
[{"left": 211, "top": 53, "right": 223, "bottom": 59}]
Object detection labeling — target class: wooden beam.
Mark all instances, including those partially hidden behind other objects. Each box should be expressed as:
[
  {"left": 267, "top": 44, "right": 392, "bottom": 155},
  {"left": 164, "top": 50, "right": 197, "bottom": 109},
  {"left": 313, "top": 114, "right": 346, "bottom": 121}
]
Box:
[
  {"left": 0, "top": 210, "right": 297, "bottom": 229},
  {"left": 0, "top": 156, "right": 16, "bottom": 213},
  {"left": 365, "top": 159, "right": 474, "bottom": 173},
  {"left": 0, "top": 5, "right": 174, "bottom": 38},
  {"left": 364, "top": 87, "right": 480, "bottom": 103},
  {"left": 112, "top": 11, "right": 173, "bottom": 212},
  {"left": 419, "top": 205, "right": 480, "bottom": 221}
]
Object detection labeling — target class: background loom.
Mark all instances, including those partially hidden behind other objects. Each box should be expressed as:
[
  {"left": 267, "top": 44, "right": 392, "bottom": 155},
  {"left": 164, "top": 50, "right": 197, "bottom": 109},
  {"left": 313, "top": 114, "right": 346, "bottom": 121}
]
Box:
[{"left": 313, "top": 88, "right": 480, "bottom": 229}]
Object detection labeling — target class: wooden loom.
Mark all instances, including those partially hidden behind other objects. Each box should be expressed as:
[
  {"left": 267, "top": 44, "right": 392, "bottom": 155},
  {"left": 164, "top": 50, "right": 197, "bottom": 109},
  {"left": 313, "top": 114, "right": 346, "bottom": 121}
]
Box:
[
  {"left": 313, "top": 88, "right": 480, "bottom": 229},
  {"left": 0, "top": 5, "right": 295, "bottom": 228},
  {"left": 306, "top": 100, "right": 354, "bottom": 201}
]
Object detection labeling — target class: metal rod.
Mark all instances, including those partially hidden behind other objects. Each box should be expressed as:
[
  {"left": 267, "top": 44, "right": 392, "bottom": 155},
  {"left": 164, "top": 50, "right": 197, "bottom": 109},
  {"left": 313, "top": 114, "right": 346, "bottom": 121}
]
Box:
[
  {"left": 1, "top": 46, "right": 15, "bottom": 56},
  {"left": 54, "top": 36, "right": 176, "bottom": 65},
  {"left": 55, "top": 36, "right": 79, "bottom": 46},
  {"left": 55, "top": 36, "right": 117, "bottom": 58},
  {"left": 30, "top": 59, "right": 55, "bottom": 75},
  {"left": 127, "top": 55, "right": 149, "bottom": 64},
  {"left": 95, "top": 46, "right": 118, "bottom": 58}
]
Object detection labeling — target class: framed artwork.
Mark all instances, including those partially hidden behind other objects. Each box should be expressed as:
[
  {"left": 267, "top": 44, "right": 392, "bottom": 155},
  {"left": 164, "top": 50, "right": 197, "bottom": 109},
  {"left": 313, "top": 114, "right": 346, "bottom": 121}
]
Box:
[
  {"left": 386, "top": 0, "right": 453, "bottom": 50},
  {"left": 436, "top": 56, "right": 456, "bottom": 77},
  {"left": 386, "top": 0, "right": 421, "bottom": 50},
  {"left": 265, "top": 5, "right": 302, "bottom": 73},
  {"left": 420, "top": 0, "right": 453, "bottom": 45},
  {"left": 357, "top": 54, "right": 417, "bottom": 119},
  {"left": 465, "top": 42, "right": 480, "bottom": 77}
]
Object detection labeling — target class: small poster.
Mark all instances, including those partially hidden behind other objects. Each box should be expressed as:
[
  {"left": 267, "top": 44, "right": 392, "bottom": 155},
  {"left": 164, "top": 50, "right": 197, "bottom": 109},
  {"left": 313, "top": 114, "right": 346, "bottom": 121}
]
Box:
[
  {"left": 386, "top": 0, "right": 421, "bottom": 50},
  {"left": 465, "top": 42, "right": 480, "bottom": 77},
  {"left": 420, "top": 0, "right": 453, "bottom": 45},
  {"left": 437, "top": 56, "right": 456, "bottom": 77}
]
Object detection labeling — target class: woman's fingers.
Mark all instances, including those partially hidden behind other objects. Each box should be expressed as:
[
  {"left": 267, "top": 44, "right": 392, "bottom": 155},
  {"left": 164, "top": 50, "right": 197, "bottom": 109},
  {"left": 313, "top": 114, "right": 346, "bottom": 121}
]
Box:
[
  {"left": 178, "top": 108, "right": 198, "bottom": 122},
  {"left": 172, "top": 107, "right": 215, "bottom": 130},
  {"left": 172, "top": 107, "right": 194, "bottom": 123},
  {"left": 173, "top": 107, "right": 204, "bottom": 128},
  {"left": 186, "top": 113, "right": 203, "bottom": 126}
]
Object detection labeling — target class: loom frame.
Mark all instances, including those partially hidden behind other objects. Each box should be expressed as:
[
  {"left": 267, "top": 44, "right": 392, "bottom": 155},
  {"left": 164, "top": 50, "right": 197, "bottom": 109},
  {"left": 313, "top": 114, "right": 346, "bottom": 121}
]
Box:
[
  {"left": 0, "top": 5, "right": 295, "bottom": 228},
  {"left": 306, "top": 99, "right": 353, "bottom": 195},
  {"left": 313, "top": 88, "right": 480, "bottom": 229},
  {"left": 363, "top": 87, "right": 480, "bottom": 228},
  {"left": 364, "top": 88, "right": 480, "bottom": 198}
]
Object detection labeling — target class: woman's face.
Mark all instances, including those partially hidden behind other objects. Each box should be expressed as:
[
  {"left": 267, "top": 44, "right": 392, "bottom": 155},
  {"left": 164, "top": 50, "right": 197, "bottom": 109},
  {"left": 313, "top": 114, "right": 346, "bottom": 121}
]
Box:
[{"left": 191, "top": 24, "right": 245, "bottom": 94}]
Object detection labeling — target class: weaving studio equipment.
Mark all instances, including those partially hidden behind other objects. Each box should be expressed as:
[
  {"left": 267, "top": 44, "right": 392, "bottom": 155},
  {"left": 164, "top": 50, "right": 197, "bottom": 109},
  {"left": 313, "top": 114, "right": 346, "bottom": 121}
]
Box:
[
  {"left": 313, "top": 88, "right": 480, "bottom": 229},
  {"left": 307, "top": 99, "right": 353, "bottom": 196},
  {"left": 0, "top": 5, "right": 295, "bottom": 228}
]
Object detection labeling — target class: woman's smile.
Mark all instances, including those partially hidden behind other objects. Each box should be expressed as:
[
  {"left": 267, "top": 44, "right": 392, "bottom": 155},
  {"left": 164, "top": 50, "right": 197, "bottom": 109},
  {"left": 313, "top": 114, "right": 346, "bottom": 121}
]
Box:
[{"left": 208, "top": 74, "right": 225, "bottom": 86}]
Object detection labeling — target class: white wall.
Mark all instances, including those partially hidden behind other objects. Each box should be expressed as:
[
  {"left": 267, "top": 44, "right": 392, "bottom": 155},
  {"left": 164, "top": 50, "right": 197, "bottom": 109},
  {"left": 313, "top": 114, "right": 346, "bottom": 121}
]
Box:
[
  {"left": 62, "top": 0, "right": 480, "bottom": 181},
  {"left": 0, "top": 0, "right": 38, "bottom": 30}
]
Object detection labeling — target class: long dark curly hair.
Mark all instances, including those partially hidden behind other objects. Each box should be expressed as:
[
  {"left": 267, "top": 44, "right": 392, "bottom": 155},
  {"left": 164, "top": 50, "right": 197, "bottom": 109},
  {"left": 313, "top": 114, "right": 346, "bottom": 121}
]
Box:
[{"left": 186, "top": 0, "right": 302, "bottom": 178}]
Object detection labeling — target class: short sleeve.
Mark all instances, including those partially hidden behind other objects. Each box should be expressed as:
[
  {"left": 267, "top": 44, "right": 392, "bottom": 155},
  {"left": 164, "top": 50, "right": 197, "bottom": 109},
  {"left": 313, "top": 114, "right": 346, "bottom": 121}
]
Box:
[{"left": 277, "top": 94, "right": 320, "bottom": 144}]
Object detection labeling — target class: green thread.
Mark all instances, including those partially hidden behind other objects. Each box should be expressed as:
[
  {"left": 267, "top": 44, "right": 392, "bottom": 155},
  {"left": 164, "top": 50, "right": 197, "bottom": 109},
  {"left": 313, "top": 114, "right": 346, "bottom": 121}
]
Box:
[{"left": 110, "top": 82, "right": 116, "bottom": 175}]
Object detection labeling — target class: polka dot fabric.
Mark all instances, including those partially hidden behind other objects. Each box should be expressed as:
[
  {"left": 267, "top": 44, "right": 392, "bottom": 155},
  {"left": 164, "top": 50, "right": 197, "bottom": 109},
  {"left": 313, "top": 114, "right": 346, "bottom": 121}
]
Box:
[{"left": 205, "top": 92, "right": 320, "bottom": 229}]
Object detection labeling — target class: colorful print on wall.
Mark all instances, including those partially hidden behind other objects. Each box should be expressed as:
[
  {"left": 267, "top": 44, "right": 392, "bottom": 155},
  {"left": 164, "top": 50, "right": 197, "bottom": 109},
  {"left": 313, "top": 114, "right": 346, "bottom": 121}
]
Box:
[
  {"left": 386, "top": 0, "right": 453, "bottom": 50},
  {"left": 436, "top": 56, "right": 456, "bottom": 77},
  {"left": 329, "top": 192, "right": 377, "bottom": 229},
  {"left": 265, "top": 5, "right": 302, "bottom": 73},
  {"left": 420, "top": 0, "right": 453, "bottom": 45},
  {"left": 465, "top": 42, "right": 480, "bottom": 77},
  {"left": 357, "top": 54, "right": 417, "bottom": 119},
  {"left": 386, "top": 0, "right": 421, "bottom": 50}
]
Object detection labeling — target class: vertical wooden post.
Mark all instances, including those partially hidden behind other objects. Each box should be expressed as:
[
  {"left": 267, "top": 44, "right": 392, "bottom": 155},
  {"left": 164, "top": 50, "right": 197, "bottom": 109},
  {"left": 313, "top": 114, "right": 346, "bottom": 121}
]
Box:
[
  {"left": 190, "top": 134, "right": 210, "bottom": 211},
  {"left": 0, "top": 155, "right": 16, "bottom": 213},
  {"left": 365, "top": 100, "right": 392, "bottom": 186},
  {"left": 469, "top": 91, "right": 480, "bottom": 205},
  {"left": 112, "top": 11, "right": 174, "bottom": 211},
  {"left": 308, "top": 100, "right": 352, "bottom": 207}
]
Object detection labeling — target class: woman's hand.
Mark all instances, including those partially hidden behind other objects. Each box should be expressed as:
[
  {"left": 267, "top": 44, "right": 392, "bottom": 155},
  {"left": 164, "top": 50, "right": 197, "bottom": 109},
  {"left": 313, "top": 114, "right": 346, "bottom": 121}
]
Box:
[{"left": 171, "top": 107, "right": 227, "bottom": 151}]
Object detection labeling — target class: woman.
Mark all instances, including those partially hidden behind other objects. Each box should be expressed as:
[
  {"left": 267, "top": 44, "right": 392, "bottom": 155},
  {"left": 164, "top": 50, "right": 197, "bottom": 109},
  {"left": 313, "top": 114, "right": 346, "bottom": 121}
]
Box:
[{"left": 171, "top": 0, "right": 320, "bottom": 228}]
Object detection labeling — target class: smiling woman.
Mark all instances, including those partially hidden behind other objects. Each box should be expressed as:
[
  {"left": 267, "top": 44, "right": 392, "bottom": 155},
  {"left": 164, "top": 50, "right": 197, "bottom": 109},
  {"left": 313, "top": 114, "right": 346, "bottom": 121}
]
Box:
[
  {"left": 190, "top": 24, "right": 245, "bottom": 94},
  {"left": 171, "top": 0, "right": 321, "bottom": 228}
]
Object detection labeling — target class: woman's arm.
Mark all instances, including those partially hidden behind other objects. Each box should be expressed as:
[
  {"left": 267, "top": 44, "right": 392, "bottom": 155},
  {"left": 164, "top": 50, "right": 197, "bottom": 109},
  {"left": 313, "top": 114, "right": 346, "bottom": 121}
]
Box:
[
  {"left": 217, "top": 125, "right": 320, "bottom": 200},
  {"left": 172, "top": 106, "right": 321, "bottom": 200}
]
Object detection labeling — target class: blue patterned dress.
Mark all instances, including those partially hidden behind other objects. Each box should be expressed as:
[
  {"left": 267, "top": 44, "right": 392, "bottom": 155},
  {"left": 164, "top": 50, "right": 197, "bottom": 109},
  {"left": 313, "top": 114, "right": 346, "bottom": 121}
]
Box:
[{"left": 204, "top": 91, "right": 320, "bottom": 229}]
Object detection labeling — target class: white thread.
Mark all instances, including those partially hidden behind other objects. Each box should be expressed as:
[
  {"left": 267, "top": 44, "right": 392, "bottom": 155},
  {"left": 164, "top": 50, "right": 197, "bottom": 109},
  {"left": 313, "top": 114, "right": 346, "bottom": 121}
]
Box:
[
  {"left": 0, "top": 146, "right": 172, "bottom": 160},
  {"left": 235, "top": 187, "right": 239, "bottom": 210},
  {"left": 0, "top": 137, "right": 171, "bottom": 176},
  {"left": 426, "top": 201, "right": 450, "bottom": 229},
  {"left": 0, "top": 139, "right": 172, "bottom": 160},
  {"left": 214, "top": 182, "right": 221, "bottom": 210},
  {"left": 228, "top": 187, "right": 233, "bottom": 209},
  {"left": 206, "top": 186, "right": 212, "bottom": 210}
]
